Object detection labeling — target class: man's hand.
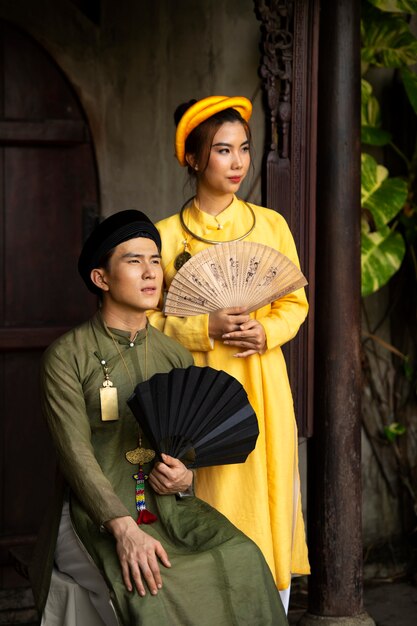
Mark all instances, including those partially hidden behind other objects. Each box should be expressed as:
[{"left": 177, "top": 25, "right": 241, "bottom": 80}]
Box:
[
  {"left": 148, "top": 454, "right": 193, "bottom": 495},
  {"left": 105, "top": 516, "right": 170, "bottom": 596},
  {"left": 208, "top": 307, "right": 250, "bottom": 341},
  {"left": 222, "top": 318, "right": 267, "bottom": 357}
]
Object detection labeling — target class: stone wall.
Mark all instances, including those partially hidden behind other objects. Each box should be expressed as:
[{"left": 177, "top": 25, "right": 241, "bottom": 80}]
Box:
[{"left": 0, "top": 0, "right": 264, "bottom": 219}]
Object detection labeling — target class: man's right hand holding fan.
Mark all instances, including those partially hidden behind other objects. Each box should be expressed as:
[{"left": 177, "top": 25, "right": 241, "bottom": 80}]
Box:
[{"left": 148, "top": 454, "right": 193, "bottom": 495}]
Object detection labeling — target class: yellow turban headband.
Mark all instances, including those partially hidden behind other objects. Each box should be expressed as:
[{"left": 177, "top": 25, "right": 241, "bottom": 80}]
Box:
[{"left": 175, "top": 95, "right": 253, "bottom": 166}]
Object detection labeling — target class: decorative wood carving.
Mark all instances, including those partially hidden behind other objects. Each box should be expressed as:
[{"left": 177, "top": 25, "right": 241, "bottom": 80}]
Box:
[
  {"left": 255, "top": 0, "right": 293, "bottom": 214},
  {"left": 254, "top": 0, "right": 318, "bottom": 437}
]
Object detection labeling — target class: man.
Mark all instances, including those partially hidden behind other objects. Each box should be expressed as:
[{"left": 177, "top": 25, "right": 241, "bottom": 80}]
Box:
[{"left": 29, "top": 210, "right": 287, "bottom": 625}]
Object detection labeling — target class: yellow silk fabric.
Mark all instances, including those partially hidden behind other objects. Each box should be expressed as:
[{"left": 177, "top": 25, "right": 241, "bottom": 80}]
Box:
[{"left": 149, "top": 196, "right": 310, "bottom": 588}]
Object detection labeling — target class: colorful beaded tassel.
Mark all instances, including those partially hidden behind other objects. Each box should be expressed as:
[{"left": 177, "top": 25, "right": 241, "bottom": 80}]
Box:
[{"left": 133, "top": 466, "right": 157, "bottom": 525}]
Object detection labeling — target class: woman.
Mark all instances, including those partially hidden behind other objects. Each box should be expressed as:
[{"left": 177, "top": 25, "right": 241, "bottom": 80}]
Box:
[{"left": 148, "top": 96, "right": 310, "bottom": 610}]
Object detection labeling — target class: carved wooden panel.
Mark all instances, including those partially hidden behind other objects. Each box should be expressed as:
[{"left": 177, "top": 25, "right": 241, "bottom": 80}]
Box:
[{"left": 255, "top": 0, "right": 318, "bottom": 436}]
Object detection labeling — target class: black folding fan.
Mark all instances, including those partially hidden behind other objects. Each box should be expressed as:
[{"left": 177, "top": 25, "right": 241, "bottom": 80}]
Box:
[{"left": 127, "top": 365, "right": 259, "bottom": 468}]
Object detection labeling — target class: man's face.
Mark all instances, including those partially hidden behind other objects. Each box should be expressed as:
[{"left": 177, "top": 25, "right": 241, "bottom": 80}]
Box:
[{"left": 99, "top": 237, "right": 163, "bottom": 313}]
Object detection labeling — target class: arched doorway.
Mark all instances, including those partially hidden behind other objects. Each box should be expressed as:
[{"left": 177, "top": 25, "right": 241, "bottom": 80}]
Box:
[{"left": 0, "top": 20, "right": 98, "bottom": 589}]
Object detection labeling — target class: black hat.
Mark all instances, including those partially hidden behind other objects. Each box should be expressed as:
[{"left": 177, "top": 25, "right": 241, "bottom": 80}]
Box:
[{"left": 78, "top": 209, "right": 162, "bottom": 294}]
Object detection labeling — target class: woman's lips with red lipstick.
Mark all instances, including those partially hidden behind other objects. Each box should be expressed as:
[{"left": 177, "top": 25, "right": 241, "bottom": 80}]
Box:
[{"left": 228, "top": 176, "right": 242, "bottom": 183}]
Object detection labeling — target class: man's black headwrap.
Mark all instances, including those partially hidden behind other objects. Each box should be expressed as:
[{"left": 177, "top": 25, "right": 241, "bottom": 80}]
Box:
[{"left": 78, "top": 209, "right": 162, "bottom": 294}]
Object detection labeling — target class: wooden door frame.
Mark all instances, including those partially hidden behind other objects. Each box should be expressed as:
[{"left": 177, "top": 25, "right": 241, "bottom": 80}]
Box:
[
  {"left": 0, "top": 20, "right": 99, "bottom": 588},
  {"left": 254, "top": 0, "right": 318, "bottom": 436}
]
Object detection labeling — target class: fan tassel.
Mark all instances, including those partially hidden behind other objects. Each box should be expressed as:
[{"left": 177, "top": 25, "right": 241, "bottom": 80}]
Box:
[
  {"left": 133, "top": 467, "right": 158, "bottom": 525},
  {"left": 137, "top": 509, "right": 158, "bottom": 525}
]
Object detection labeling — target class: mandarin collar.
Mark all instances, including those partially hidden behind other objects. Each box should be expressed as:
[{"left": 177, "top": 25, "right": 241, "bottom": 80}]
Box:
[
  {"left": 92, "top": 311, "right": 148, "bottom": 346},
  {"left": 187, "top": 195, "right": 241, "bottom": 231}
]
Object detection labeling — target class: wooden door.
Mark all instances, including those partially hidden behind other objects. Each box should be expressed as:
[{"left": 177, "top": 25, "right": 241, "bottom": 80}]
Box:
[{"left": 0, "top": 20, "right": 98, "bottom": 587}]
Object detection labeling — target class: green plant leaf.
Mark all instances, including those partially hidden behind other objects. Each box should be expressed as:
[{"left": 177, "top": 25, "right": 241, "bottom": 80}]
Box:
[
  {"left": 361, "top": 126, "right": 392, "bottom": 145},
  {"left": 368, "top": 0, "right": 417, "bottom": 12},
  {"left": 361, "top": 226, "right": 406, "bottom": 296},
  {"left": 384, "top": 422, "right": 406, "bottom": 443},
  {"left": 399, "top": 208, "right": 417, "bottom": 245},
  {"left": 361, "top": 153, "right": 408, "bottom": 228},
  {"left": 362, "top": 12, "right": 417, "bottom": 67},
  {"left": 401, "top": 67, "right": 417, "bottom": 115},
  {"left": 361, "top": 79, "right": 392, "bottom": 144},
  {"left": 361, "top": 79, "right": 382, "bottom": 127}
]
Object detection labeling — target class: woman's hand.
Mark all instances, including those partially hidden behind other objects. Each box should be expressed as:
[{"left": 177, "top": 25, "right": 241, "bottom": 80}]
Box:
[
  {"left": 208, "top": 307, "right": 250, "bottom": 341},
  {"left": 105, "top": 516, "right": 171, "bottom": 596},
  {"left": 148, "top": 454, "right": 193, "bottom": 495},
  {"left": 223, "top": 318, "right": 267, "bottom": 358}
]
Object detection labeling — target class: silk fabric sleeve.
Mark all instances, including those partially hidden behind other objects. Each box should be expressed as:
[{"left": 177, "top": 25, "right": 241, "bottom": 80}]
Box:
[
  {"left": 40, "top": 348, "right": 130, "bottom": 527},
  {"left": 147, "top": 309, "right": 214, "bottom": 352},
  {"left": 258, "top": 288, "right": 308, "bottom": 350},
  {"left": 257, "top": 214, "right": 308, "bottom": 350}
]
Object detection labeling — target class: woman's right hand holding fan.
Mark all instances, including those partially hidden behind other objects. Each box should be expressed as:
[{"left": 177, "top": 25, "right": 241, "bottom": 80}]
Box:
[{"left": 208, "top": 307, "right": 250, "bottom": 340}]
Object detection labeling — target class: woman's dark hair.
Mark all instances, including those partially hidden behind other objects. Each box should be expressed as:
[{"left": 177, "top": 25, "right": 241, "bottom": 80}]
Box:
[{"left": 174, "top": 100, "right": 252, "bottom": 177}]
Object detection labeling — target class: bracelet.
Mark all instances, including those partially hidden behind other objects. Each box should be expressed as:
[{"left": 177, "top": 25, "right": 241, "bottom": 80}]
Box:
[{"left": 176, "top": 469, "right": 195, "bottom": 498}]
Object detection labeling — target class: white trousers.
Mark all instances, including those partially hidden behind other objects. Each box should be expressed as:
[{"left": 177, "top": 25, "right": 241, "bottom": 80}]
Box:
[
  {"left": 41, "top": 502, "right": 118, "bottom": 626},
  {"left": 279, "top": 585, "right": 291, "bottom": 614}
]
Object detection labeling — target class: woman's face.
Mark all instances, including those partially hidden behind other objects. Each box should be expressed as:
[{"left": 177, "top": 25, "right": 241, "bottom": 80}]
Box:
[{"left": 195, "top": 121, "right": 251, "bottom": 196}]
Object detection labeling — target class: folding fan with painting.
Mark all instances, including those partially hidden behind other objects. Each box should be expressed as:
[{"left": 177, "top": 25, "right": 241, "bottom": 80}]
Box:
[
  {"left": 127, "top": 365, "right": 259, "bottom": 468},
  {"left": 164, "top": 240, "right": 307, "bottom": 316}
]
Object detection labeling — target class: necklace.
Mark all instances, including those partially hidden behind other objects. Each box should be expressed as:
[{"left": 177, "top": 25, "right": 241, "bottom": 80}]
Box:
[
  {"left": 107, "top": 322, "right": 148, "bottom": 386},
  {"left": 107, "top": 326, "right": 156, "bottom": 460},
  {"left": 99, "top": 316, "right": 157, "bottom": 525},
  {"left": 174, "top": 197, "right": 256, "bottom": 270},
  {"left": 94, "top": 316, "right": 150, "bottom": 424}
]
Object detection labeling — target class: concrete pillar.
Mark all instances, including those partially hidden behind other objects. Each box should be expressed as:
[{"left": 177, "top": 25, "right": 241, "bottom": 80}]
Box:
[{"left": 300, "top": 1, "right": 375, "bottom": 624}]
